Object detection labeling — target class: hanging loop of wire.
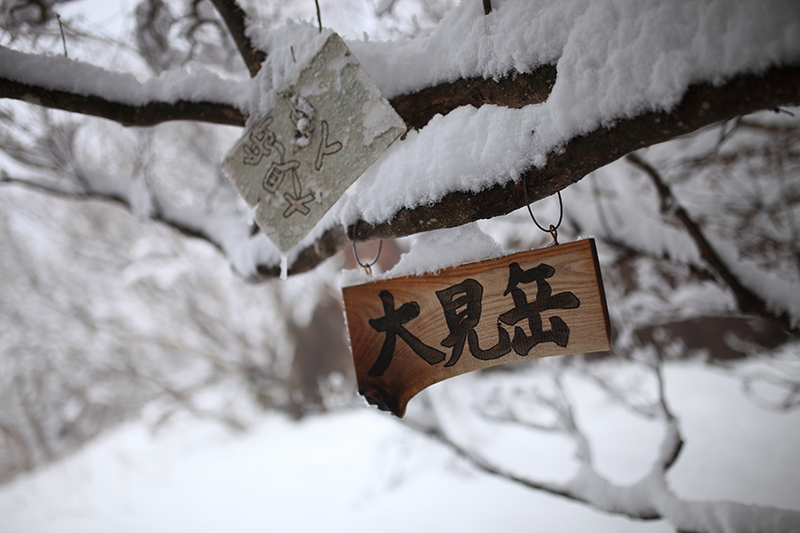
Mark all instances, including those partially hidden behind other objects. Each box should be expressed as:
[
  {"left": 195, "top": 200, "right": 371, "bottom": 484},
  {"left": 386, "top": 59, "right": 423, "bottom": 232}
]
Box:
[
  {"left": 522, "top": 173, "right": 563, "bottom": 245},
  {"left": 352, "top": 219, "right": 382, "bottom": 275}
]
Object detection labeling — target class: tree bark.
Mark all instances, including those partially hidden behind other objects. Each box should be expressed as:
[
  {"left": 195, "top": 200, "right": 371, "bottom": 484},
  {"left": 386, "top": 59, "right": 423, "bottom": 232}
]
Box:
[
  {"left": 0, "top": 78, "right": 245, "bottom": 127},
  {"left": 1, "top": 45, "right": 798, "bottom": 281}
]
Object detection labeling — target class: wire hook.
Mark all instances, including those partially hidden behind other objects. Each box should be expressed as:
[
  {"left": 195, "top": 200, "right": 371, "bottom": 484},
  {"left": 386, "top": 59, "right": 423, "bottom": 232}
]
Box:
[
  {"left": 522, "top": 173, "right": 563, "bottom": 245},
  {"left": 352, "top": 219, "right": 382, "bottom": 275}
]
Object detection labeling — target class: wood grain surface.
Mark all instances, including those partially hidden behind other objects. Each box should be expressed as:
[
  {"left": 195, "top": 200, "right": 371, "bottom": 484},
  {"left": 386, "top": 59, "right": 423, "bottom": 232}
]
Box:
[{"left": 343, "top": 239, "right": 610, "bottom": 417}]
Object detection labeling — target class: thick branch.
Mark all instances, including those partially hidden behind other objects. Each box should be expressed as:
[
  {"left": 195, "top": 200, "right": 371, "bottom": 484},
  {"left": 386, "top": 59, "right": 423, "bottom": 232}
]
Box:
[
  {"left": 208, "top": 0, "right": 266, "bottom": 77},
  {"left": 2, "top": 44, "right": 797, "bottom": 281},
  {"left": 0, "top": 78, "right": 245, "bottom": 127},
  {"left": 626, "top": 152, "right": 799, "bottom": 335},
  {"left": 272, "top": 64, "right": 800, "bottom": 279},
  {"left": 391, "top": 65, "right": 556, "bottom": 129},
  {"left": 355, "top": 65, "right": 800, "bottom": 242},
  {"left": 0, "top": 58, "right": 554, "bottom": 130}
]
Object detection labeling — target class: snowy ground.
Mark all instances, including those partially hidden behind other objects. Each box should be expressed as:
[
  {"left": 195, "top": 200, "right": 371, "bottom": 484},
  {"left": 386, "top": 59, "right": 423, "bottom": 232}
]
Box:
[{"left": 1, "top": 361, "right": 798, "bottom": 533}]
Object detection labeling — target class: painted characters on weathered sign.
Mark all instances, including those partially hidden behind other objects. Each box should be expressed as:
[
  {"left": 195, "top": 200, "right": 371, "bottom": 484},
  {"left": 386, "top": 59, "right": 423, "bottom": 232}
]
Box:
[
  {"left": 222, "top": 33, "right": 407, "bottom": 253},
  {"left": 367, "top": 261, "right": 581, "bottom": 377},
  {"left": 241, "top": 114, "right": 344, "bottom": 220}
]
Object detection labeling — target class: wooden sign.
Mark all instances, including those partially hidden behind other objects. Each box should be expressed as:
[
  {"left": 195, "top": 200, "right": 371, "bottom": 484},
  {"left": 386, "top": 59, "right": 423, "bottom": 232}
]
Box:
[
  {"left": 343, "top": 239, "right": 610, "bottom": 417},
  {"left": 222, "top": 33, "right": 406, "bottom": 253}
]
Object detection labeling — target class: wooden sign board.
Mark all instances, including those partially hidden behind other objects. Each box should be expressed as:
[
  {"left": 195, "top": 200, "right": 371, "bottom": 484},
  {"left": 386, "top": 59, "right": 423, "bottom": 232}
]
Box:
[
  {"left": 343, "top": 239, "right": 611, "bottom": 417},
  {"left": 222, "top": 33, "right": 406, "bottom": 253}
]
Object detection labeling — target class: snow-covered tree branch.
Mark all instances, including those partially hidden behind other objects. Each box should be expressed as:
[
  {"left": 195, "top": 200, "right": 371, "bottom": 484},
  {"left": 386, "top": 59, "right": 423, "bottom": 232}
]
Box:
[
  {"left": 1, "top": 1, "right": 799, "bottom": 285},
  {"left": 402, "top": 352, "right": 800, "bottom": 532}
]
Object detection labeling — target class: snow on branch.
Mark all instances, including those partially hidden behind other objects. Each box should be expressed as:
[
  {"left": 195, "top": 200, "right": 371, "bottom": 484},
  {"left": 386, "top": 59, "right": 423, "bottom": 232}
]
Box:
[
  {"left": 49, "top": 60, "right": 787, "bottom": 281},
  {"left": 354, "top": 65, "right": 800, "bottom": 240},
  {"left": 274, "top": 65, "right": 800, "bottom": 280},
  {"left": 403, "top": 359, "right": 800, "bottom": 532},
  {"left": 0, "top": 46, "right": 248, "bottom": 127},
  {"left": 2, "top": 0, "right": 799, "bottom": 290}
]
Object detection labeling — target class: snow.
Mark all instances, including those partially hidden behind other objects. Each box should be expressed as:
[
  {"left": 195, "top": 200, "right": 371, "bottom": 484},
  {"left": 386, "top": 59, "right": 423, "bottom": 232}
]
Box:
[
  {"left": 342, "top": 222, "right": 504, "bottom": 285},
  {"left": 245, "top": 22, "right": 334, "bottom": 122},
  {"left": 1, "top": 362, "right": 798, "bottom": 532},
  {"left": 4, "top": 0, "right": 799, "bottom": 274},
  {"left": 6, "top": 0, "right": 799, "bottom": 237},
  {"left": 0, "top": 46, "right": 250, "bottom": 109},
  {"left": 2, "top": 3, "right": 800, "bottom": 531},
  {"left": 341, "top": 104, "right": 534, "bottom": 226},
  {"left": 350, "top": 0, "right": 800, "bottom": 101},
  {"left": 330, "top": 0, "right": 800, "bottom": 236}
]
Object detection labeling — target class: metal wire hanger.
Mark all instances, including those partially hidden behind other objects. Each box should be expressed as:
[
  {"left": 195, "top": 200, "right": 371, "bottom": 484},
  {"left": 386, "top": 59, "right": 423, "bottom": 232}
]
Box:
[
  {"left": 352, "top": 219, "right": 382, "bottom": 275},
  {"left": 522, "top": 173, "right": 563, "bottom": 245}
]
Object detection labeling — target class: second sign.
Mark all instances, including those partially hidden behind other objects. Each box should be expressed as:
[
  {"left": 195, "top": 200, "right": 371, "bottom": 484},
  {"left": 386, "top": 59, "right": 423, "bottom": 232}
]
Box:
[{"left": 343, "top": 239, "right": 611, "bottom": 417}]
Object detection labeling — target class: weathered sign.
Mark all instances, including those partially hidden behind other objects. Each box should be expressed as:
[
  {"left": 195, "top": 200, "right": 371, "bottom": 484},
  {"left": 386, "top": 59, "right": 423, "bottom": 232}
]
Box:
[
  {"left": 343, "top": 239, "right": 611, "bottom": 417},
  {"left": 222, "top": 33, "right": 406, "bottom": 253}
]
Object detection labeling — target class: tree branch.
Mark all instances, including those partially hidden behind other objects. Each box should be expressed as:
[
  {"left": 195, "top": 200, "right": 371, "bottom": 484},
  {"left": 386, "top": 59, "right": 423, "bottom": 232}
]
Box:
[
  {"left": 625, "top": 152, "right": 799, "bottom": 335},
  {"left": 400, "top": 360, "right": 800, "bottom": 532},
  {"left": 0, "top": 55, "right": 555, "bottom": 129},
  {"left": 274, "top": 64, "right": 800, "bottom": 279},
  {"left": 207, "top": 0, "right": 266, "bottom": 77},
  {"left": 0, "top": 78, "right": 245, "bottom": 127},
  {"left": 391, "top": 65, "right": 556, "bottom": 129},
  {"left": 355, "top": 65, "right": 800, "bottom": 242},
  {"left": 2, "top": 40, "right": 798, "bottom": 283},
  {"left": 0, "top": 172, "right": 229, "bottom": 255}
]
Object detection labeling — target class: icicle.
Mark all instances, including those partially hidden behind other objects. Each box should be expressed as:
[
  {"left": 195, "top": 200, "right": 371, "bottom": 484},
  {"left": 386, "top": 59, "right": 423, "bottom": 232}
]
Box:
[{"left": 280, "top": 255, "right": 288, "bottom": 280}]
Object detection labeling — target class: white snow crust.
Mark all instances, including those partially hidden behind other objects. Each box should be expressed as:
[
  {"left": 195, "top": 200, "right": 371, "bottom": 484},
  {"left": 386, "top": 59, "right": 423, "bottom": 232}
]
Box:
[
  {"left": 342, "top": 222, "right": 504, "bottom": 286},
  {"left": 6, "top": 0, "right": 798, "bottom": 239},
  {"left": 0, "top": 46, "right": 251, "bottom": 109},
  {"left": 1, "top": 362, "right": 798, "bottom": 532},
  {"left": 3, "top": 0, "right": 800, "bottom": 291},
  {"left": 334, "top": 0, "right": 800, "bottom": 229}
]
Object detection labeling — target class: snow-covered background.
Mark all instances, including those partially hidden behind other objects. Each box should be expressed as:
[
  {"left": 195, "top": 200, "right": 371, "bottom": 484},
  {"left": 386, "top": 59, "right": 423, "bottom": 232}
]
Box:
[{"left": 2, "top": 360, "right": 799, "bottom": 533}]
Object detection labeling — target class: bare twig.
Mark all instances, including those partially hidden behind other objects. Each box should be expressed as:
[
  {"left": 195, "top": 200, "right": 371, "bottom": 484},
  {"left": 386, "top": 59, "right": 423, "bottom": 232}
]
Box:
[
  {"left": 402, "top": 418, "right": 581, "bottom": 503},
  {"left": 0, "top": 173, "right": 228, "bottom": 255},
  {"left": 579, "top": 366, "right": 661, "bottom": 419},
  {"left": 55, "top": 13, "right": 68, "bottom": 58},
  {"left": 651, "top": 359, "right": 684, "bottom": 472}
]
